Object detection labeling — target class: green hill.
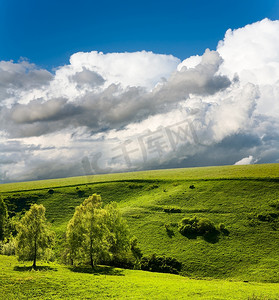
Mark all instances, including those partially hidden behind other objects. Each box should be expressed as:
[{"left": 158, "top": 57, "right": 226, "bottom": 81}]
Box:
[
  {"left": 1, "top": 255, "right": 279, "bottom": 300},
  {"left": 1, "top": 164, "right": 279, "bottom": 283}
]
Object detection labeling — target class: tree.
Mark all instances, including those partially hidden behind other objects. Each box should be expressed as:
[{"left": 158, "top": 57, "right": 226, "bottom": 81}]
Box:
[
  {"left": 0, "top": 196, "right": 8, "bottom": 241},
  {"left": 66, "top": 194, "right": 130, "bottom": 268},
  {"left": 15, "top": 204, "right": 55, "bottom": 269},
  {"left": 105, "top": 202, "right": 130, "bottom": 258}
]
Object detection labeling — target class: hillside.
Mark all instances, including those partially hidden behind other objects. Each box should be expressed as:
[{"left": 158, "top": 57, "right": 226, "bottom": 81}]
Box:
[
  {"left": 1, "top": 255, "right": 279, "bottom": 300},
  {"left": 1, "top": 164, "right": 279, "bottom": 282}
]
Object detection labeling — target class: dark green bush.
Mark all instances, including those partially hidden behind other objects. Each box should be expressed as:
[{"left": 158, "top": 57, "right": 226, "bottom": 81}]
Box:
[
  {"left": 178, "top": 216, "right": 219, "bottom": 240},
  {"left": 140, "top": 254, "right": 182, "bottom": 274},
  {"left": 77, "top": 190, "right": 85, "bottom": 197},
  {"left": 102, "top": 254, "right": 135, "bottom": 269},
  {"left": 257, "top": 212, "right": 279, "bottom": 222},
  {"left": 163, "top": 207, "right": 181, "bottom": 213}
]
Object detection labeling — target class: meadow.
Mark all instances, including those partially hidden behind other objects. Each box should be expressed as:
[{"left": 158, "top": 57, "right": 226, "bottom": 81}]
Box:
[
  {"left": 1, "top": 163, "right": 279, "bottom": 299},
  {"left": 1, "top": 255, "right": 279, "bottom": 299}
]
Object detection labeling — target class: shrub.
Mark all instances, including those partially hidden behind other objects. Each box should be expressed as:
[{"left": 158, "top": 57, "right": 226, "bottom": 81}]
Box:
[
  {"left": 163, "top": 207, "right": 181, "bottom": 213},
  {"left": 189, "top": 185, "right": 195, "bottom": 189},
  {"left": 48, "top": 189, "right": 54, "bottom": 194},
  {"left": 0, "top": 237, "right": 16, "bottom": 256},
  {"left": 140, "top": 254, "right": 182, "bottom": 274},
  {"left": 178, "top": 216, "right": 219, "bottom": 240},
  {"left": 257, "top": 213, "right": 279, "bottom": 222},
  {"left": 77, "top": 190, "right": 85, "bottom": 197},
  {"left": 196, "top": 218, "right": 216, "bottom": 235},
  {"left": 102, "top": 254, "right": 135, "bottom": 269}
]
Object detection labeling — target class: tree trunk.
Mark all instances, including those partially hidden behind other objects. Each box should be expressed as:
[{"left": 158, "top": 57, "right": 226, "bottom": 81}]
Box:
[
  {"left": 33, "top": 239, "right": 37, "bottom": 269},
  {"left": 90, "top": 238, "right": 94, "bottom": 269}
]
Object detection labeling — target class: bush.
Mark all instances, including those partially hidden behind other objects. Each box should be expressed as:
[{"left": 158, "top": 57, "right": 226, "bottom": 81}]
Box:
[
  {"left": 257, "top": 213, "right": 279, "bottom": 222},
  {"left": 163, "top": 207, "right": 181, "bottom": 213},
  {"left": 178, "top": 216, "right": 219, "bottom": 239},
  {"left": 0, "top": 237, "right": 16, "bottom": 256},
  {"left": 102, "top": 254, "right": 135, "bottom": 269},
  {"left": 140, "top": 254, "right": 182, "bottom": 274},
  {"left": 77, "top": 190, "right": 85, "bottom": 197}
]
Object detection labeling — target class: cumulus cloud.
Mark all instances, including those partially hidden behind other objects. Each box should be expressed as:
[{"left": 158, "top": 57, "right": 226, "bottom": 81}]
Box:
[
  {"left": 234, "top": 155, "right": 254, "bottom": 165},
  {"left": 1, "top": 50, "right": 232, "bottom": 138},
  {"left": 1, "top": 19, "right": 279, "bottom": 182}
]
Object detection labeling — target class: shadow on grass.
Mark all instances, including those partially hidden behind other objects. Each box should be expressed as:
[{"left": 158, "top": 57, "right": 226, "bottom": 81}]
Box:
[
  {"left": 203, "top": 231, "right": 220, "bottom": 244},
  {"left": 182, "top": 230, "right": 224, "bottom": 244},
  {"left": 70, "top": 265, "right": 124, "bottom": 276},
  {"left": 166, "top": 229, "right": 175, "bottom": 238},
  {"left": 14, "top": 265, "right": 58, "bottom": 272}
]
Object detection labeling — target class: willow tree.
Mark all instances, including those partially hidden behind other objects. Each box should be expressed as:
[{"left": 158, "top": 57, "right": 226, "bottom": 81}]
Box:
[
  {"left": 16, "top": 204, "right": 55, "bottom": 269},
  {"left": 105, "top": 202, "right": 130, "bottom": 259},
  {"left": 66, "top": 194, "right": 130, "bottom": 268}
]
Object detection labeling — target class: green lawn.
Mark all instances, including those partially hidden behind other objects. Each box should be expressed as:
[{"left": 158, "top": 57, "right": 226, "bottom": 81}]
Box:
[
  {"left": 1, "top": 164, "right": 279, "bottom": 298},
  {"left": 1, "top": 255, "right": 279, "bottom": 299}
]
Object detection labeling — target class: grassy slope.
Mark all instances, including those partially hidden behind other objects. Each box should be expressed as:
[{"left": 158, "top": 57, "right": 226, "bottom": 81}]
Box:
[
  {"left": 1, "top": 164, "right": 279, "bottom": 283},
  {"left": 1, "top": 255, "right": 279, "bottom": 300}
]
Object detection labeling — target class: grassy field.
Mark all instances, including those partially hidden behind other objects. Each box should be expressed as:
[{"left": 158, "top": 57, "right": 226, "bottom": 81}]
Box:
[
  {"left": 1, "top": 255, "right": 279, "bottom": 299},
  {"left": 1, "top": 164, "right": 279, "bottom": 298}
]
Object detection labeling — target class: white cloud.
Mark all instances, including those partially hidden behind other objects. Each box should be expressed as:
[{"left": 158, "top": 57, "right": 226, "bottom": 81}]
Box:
[
  {"left": 1, "top": 19, "right": 279, "bottom": 182},
  {"left": 69, "top": 50, "right": 180, "bottom": 90},
  {"left": 234, "top": 155, "right": 254, "bottom": 165},
  {"left": 217, "top": 18, "right": 279, "bottom": 117}
]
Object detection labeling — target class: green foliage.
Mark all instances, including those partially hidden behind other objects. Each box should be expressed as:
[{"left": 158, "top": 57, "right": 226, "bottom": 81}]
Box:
[
  {"left": 178, "top": 217, "right": 217, "bottom": 236},
  {"left": 105, "top": 202, "right": 130, "bottom": 255},
  {"left": 163, "top": 206, "right": 181, "bottom": 213},
  {"left": 15, "top": 204, "right": 55, "bottom": 268},
  {"left": 140, "top": 253, "right": 182, "bottom": 274},
  {"left": 257, "top": 212, "right": 279, "bottom": 222},
  {"left": 178, "top": 216, "right": 218, "bottom": 240},
  {"left": 130, "top": 236, "right": 143, "bottom": 263},
  {"left": 0, "top": 196, "right": 8, "bottom": 240},
  {"left": 0, "top": 237, "right": 16, "bottom": 255},
  {"left": 66, "top": 194, "right": 130, "bottom": 268}
]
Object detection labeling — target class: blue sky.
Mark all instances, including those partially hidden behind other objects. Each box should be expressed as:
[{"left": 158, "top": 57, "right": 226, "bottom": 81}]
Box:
[{"left": 1, "top": 0, "right": 279, "bottom": 69}]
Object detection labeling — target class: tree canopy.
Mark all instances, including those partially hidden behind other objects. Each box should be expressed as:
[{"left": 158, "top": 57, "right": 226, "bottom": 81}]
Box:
[
  {"left": 66, "top": 194, "right": 130, "bottom": 268},
  {"left": 16, "top": 204, "right": 55, "bottom": 268}
]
